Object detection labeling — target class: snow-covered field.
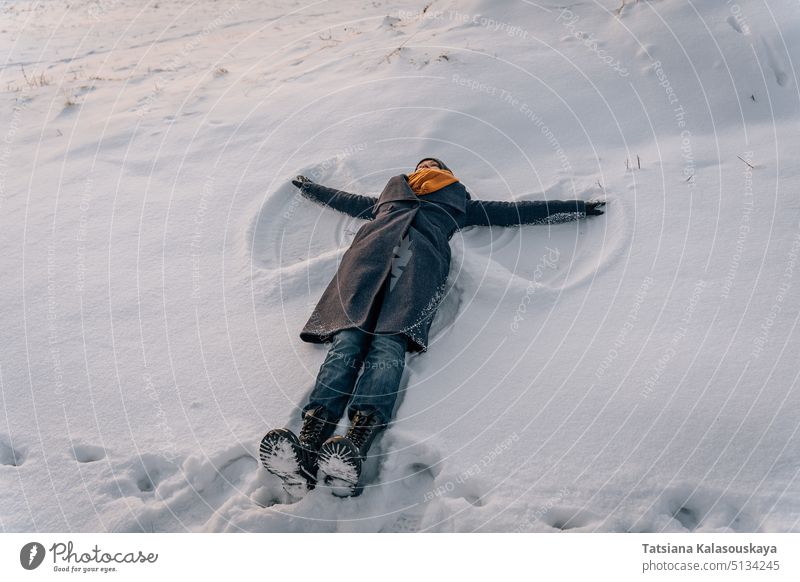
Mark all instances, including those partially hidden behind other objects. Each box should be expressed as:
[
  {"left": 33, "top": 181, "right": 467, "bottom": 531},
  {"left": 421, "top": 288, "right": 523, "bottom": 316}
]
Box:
[{"left": 1, "top": 0, "right": 799, "bottom": 532}]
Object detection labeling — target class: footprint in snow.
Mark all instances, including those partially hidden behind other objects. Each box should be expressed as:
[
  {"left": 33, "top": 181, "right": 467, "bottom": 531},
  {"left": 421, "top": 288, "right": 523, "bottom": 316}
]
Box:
[
  {"left": 107, "top": 445, "right": 260, "bottom": 532},
  {"left": 727, "top": 15, "right": 749, "bottom": 35},
  {"left": 375, "top": 431, "right": 444, "bottom": 532},
  {"left": 0, "top": 435, "right": 24, "bottom": 467},
  {"left": 102, "top": 452, "right": 180, "bottom": 499},
  {"left": 549, "top": 508, "right": 601, "bottom": 531},
  {"left": 758, "top": 36, "right": 789, "bottom": 88},
  {"left": 71, "top": 441, "right": 106, "bottom": 463},
  {"left": 636, "top": 484, "right": 763, "bottom": 532},
  {"left": 672, "top": 504, "right": 700, "bottom": 531}
]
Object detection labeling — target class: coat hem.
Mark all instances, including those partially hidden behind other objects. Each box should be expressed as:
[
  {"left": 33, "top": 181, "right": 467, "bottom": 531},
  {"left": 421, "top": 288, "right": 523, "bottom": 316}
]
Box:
[{"left": 299, "top": 329, "right": 425, "bottom": 353}]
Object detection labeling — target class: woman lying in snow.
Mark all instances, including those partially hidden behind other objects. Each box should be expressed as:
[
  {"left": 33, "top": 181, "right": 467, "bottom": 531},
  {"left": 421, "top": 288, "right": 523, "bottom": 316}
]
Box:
[{"left": 260, "top": 157, "right": 606, "bottom": 497}]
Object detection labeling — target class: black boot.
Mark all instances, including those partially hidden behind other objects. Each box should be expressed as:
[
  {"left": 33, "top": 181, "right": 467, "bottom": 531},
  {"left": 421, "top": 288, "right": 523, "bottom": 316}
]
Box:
[
  {"left": 317, "top": 410, "right": 385, "bottom": 497},
  {"left": 259, "top": 406, "right": 338, "bottom": 495}
]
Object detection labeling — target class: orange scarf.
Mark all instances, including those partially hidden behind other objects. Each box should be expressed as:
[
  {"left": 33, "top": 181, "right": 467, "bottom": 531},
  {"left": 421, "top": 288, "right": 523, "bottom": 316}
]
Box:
[{"left": 407, "top": 168, "right": 459, "bottom": 196}]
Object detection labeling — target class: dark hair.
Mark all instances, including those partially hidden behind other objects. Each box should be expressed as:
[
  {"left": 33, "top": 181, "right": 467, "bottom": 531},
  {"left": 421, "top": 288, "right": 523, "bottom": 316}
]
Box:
[{"left": 416, "top": 157, "right": 452, "bottom": 173}]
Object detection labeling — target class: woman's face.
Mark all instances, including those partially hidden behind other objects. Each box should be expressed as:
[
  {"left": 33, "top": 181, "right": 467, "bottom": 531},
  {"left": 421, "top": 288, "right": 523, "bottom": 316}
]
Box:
[{"left": 416, "top": 159, "right": 441, "bottom": 171}]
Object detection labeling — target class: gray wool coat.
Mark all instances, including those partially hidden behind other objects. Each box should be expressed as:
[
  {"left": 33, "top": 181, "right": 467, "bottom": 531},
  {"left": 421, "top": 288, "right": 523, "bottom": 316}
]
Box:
[{"left": 297, "top": 175, "right": 586, "bottom": 353}]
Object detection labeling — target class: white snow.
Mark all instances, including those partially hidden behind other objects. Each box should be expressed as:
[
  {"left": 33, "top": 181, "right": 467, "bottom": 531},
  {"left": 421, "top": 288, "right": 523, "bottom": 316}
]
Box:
[{"left": 1, "top": 0, "right": 799, "bottom": 532}]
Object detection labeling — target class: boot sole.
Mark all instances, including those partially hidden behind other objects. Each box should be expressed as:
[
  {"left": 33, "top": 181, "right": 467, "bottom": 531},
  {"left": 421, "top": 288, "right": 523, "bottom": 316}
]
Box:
[
  {"left": 318, "top": 438, "right": 363, "bottom": 497},
  {"left": 259, "top": 429, "right": 313, "bottom": 495}
]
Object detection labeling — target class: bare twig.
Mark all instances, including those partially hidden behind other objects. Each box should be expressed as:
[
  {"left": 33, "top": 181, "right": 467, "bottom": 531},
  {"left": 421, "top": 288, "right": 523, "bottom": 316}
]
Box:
[
  {"left": 384, "top": 30, "right": 420, "bottom": 62},
  {"left": 20, "top": 64, "right": 31, "bottom": 86},
  {"left": 737, "top": 155, "right": 755, "bottom": 169},
  {"left": 615, "top": 0, "right": 641, "bottom": 17}
]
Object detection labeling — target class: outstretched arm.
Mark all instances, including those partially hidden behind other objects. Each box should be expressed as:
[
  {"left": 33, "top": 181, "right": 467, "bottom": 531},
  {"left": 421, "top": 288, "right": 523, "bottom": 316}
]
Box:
[
  {"left": 464, "top": 198, "right": 590, "bottom": 227},
  {"left": 292, "top": 175, "right": 377, "bottom": 220}
]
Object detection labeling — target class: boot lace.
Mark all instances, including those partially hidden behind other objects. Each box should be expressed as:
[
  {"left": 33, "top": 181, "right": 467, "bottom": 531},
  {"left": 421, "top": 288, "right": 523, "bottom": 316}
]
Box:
[
  {"left": 299, "top": 410, "right": 327, "bottom": 447},
  {"left": 347, "top": 414, "right": 378, "bottom": 449}
]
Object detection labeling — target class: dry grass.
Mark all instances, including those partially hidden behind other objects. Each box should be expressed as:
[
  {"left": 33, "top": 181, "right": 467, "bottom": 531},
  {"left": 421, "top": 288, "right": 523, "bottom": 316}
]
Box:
[{"left": 20, "top": 64, "right": 50, "bottom": 88}]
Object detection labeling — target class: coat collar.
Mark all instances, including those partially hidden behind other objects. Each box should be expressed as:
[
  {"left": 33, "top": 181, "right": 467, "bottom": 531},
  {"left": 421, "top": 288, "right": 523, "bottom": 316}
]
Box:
[{"left": 375, "top": 175, "right": 468, "bottom": 214}]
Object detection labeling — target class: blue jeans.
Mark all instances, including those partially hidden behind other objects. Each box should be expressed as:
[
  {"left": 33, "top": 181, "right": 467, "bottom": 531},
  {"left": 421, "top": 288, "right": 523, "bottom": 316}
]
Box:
[{"left": 303, "top": 328, "right": 407, "bottom": 426}]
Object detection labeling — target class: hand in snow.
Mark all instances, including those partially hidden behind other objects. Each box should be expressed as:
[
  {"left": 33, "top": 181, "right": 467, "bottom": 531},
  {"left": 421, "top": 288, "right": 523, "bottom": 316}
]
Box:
[
  {"left": 292, "top": 175, "right": 313, "bottom": 189},
  {"left": 586, "top": 200, "right": 606, "bottom": 216}
]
